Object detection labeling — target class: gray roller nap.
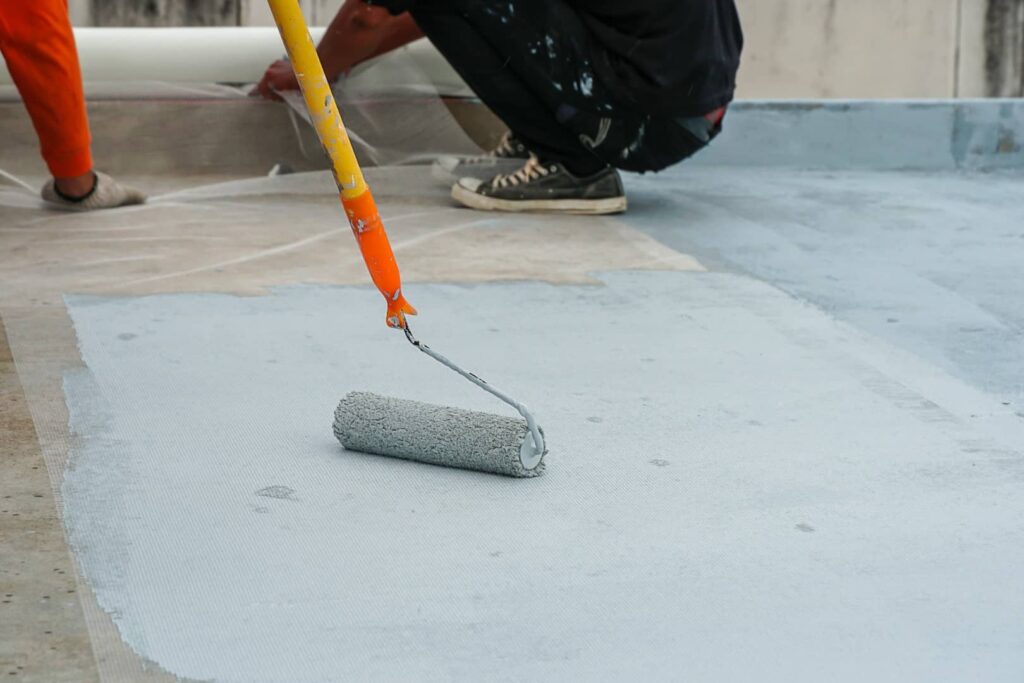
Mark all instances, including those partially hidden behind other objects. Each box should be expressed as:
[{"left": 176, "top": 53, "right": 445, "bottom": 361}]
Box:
[{"left": 333, "top": 392, "right": 546, "bottom": 477}]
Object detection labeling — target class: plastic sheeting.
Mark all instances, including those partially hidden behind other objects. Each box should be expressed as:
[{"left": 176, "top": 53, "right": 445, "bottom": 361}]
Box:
[
  {"left": 1, "top": 41, "right": 485, "bottom": 204},
  {"left": 278, "top": 45, "right": 481, "bottom": 166},
  {"left": 0, "top": 28, "right": 470, "bottom": 95}
]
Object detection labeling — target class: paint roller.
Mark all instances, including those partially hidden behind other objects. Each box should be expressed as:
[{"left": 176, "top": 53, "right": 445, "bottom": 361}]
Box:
[{"left": 267, "top": 0, "right": 547, "bottom": 477}]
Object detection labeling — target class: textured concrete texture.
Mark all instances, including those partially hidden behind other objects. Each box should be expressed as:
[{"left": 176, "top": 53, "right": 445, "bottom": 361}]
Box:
[
  {"left": 2, "top": 97, "right": 1024, "bottom": 681},
  {"left": 0, "top": 319, "right": 99, "bottom": 683}
]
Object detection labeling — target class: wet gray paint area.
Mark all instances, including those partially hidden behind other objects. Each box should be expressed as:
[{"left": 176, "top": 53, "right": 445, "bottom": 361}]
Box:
[
  {"left": 627, "top": 167, "right": 1024, "bottom": 405},
  {"left": 60, "top": 161, "right": 1024, "bottom": 683}
]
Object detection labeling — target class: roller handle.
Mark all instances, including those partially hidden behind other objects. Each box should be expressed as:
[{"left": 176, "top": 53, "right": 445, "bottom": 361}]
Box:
[
  {"left": 402, "top": 323, "right": 547, "bottom": 463},
  {"left": 267, "top": 0, "right": 416, "bottom": 328}
]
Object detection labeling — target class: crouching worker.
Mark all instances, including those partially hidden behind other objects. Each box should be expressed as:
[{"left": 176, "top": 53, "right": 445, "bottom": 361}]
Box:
[{"left": 254, "top": 0, "right": 743, "bottom": 215}]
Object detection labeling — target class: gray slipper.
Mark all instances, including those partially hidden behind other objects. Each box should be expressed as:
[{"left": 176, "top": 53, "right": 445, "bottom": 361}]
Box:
[{"left": 41, "top": 171, "right": 146, "bottom": 211}]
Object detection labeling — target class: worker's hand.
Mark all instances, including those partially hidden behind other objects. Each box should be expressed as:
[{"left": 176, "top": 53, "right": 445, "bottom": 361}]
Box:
[{"left": 250, "top": 59, "right": 299, "bottom": 101}]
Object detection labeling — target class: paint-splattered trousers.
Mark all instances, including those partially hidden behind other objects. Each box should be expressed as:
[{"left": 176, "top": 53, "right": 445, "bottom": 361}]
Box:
[
  {"left": 400, "top": 0, "right": 721, "bottom": 173},
  {"left": 0, "top": 0, "right": 92, "bottom": 177}
]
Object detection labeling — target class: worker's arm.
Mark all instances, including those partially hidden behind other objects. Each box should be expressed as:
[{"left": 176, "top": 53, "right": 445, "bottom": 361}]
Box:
[{"left": 252, "top": 0, "right": 423, "bottom": 100}]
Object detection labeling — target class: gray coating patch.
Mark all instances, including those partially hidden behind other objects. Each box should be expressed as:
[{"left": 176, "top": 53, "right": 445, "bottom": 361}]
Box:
[{"left": 59, "top": 273, "right": 1024, "bottom": 682}]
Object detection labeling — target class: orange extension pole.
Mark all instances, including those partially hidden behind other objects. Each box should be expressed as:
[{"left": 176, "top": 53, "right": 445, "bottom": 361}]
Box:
[{"left": 267, "top": 0, "right": 416, "bottom": 328}]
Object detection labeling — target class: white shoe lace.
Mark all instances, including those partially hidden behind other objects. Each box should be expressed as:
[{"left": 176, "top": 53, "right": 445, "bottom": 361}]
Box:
[
  {"left": 459, "top": 132, "right": 510, "bottom": 167},
  {"left": 491, "top": 131, "right": 518, "bottom": 158},
  {"left": 491, "top": 155, "right": 555, "bottom": 189},
  {"left": 455, "top": 132, "right": 524, "bottom": 168}
]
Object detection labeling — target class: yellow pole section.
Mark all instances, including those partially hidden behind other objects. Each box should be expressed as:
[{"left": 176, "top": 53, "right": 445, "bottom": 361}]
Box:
[
  {"left": 266, "top": 0, "right": 367, "bottom": 200},
  {"left": 266, "top": 0, "right": 417, "bottom": 328}
]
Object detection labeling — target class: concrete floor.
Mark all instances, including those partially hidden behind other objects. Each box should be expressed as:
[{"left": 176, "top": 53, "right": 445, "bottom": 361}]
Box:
[{"left": 2, "top": 100, "right": 1023, "bottom": 682}]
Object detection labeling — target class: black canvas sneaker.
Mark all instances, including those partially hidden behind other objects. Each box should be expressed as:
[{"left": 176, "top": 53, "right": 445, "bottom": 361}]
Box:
[
  {"left": 450, "top": 154, "right": 627, "bottom": 214},
  {"left": 432, "top": 131, "right": 532, "bottom": 182}
]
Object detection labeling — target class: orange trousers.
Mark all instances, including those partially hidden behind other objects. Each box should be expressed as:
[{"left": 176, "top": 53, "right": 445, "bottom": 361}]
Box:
[{"left": 0, "top": 0, "right": 92, "bottom": 177}]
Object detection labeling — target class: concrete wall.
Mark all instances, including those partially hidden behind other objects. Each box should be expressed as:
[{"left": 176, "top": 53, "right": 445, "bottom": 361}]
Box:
[
  {"left": 74, "top": 0, "right": 345, "bottom": 27},
  {"left": 65, "top": 0, "right": 1024, "bottom": 98},
  {"left": 960, "top": 0, "right": 1024, "bottom": 96},
  {"left": 734, "top": 0, "right": 1023, "bottom": 98}
]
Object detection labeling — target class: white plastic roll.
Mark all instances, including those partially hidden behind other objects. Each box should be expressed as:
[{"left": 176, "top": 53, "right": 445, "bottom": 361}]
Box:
[
  {"left": 0, "top": 27, "right": 323, "bottom": 85},
  {"left": 0, "top": 27, "right": 469, "bottom": 95}
]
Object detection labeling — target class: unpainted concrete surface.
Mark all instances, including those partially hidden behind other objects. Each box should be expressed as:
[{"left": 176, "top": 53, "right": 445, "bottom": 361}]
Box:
[{"left": 0, "top": 319, "right": 99, "bottom": 683}]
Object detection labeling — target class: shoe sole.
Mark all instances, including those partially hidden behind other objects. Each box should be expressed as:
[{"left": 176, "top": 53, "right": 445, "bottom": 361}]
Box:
[{"left": 451, "top": 183, "right": 627, "bottom": 215}]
